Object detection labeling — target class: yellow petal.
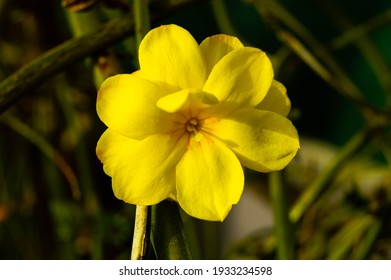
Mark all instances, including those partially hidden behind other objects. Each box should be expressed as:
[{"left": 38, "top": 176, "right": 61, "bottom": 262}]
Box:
[
  {"left": 256, "top": 80, "right": 291, "bottom": 117},
  {"left": 176, "top": 139, "right": 244, "bottom": 221},
  {"left": 156, "top": 88, "right": 218, "bottom": 114},
  {"left": 96, "top": 73, "right": 174, "bottom": 139},
  {"left": 199, "top": 34, "right": 244, "bottom": 75},
  {"left": 139, "top": 24, "right": 207, "bottom": 89},
  {"left": 210, "top": 108, "right": 299, "bottom": 172},
  {"left": 98, "top": 130, "right": 188, "bottom": 205},
  {"left": 203, "top": 47, "right": 273, "bottom": 107},
  {"left": 96, "top": 128, "right": 139, "bottom": 177}
]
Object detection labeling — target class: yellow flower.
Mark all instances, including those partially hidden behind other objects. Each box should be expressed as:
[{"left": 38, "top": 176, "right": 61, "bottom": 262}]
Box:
[{"left": 96, "top": 24, "right": 299, "bottom": 221}]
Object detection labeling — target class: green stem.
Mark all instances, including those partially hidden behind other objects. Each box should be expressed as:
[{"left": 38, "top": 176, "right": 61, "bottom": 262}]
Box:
[
  {"left": 151, "top": 200, "right": 192, "bottom": 260},
  {"left": 269, "top": 171, "right": 294, "bottom": 259},
  {"left": 289, "top": 129, "right": 370, "bottom": 224},
  {"left": 133, "top": 0, "right": 150, "bottom": 50},
  {"left": 353, "top": 217, "right": 383, "bottom": 259}
]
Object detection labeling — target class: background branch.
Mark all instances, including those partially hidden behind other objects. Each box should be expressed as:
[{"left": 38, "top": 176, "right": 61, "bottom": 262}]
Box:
[
  {"left": 0, "top": 17, "right": 134, "bottom": 114},
  {"left": 0, "top": 0, "right": 207, "bottom": 114}
]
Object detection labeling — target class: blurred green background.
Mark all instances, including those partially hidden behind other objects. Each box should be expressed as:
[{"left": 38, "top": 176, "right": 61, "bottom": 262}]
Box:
[{"left": 0, "top": 0, "right": 390, "bottom": 259}]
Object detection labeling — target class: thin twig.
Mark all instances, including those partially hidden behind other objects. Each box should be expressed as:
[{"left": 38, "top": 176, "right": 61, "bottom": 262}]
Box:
[
  {"left": 329, "top": 8, "right": 391, "bottom": 50},
  {"left": 251, "top": 0, "right": 391, "bottom": 123},
  {"left": 315, "top": 0, "right": 391, "bottom": 105},
  {"left": 252, "top": 0, "right": 363, "bottom": 100}
]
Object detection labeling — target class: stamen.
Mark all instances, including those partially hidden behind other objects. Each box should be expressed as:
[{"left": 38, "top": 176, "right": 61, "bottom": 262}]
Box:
[
  {"left": 189, "top": 118, "right": 198, "bottom": 126},
  {"left": 186, "top": 123, "right": 196, "bottom": 132},
  {"left": 185, "top": 118, "right": 203, "bottom": 142},
  {"left": 185, "top": 118, "right": 198, "bottom": 133}
]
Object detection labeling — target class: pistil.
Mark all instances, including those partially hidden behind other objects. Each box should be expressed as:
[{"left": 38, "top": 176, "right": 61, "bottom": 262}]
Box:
[
  {"left": 185, "top": 118, "right": 199, "bottom": 133},
  {"left": 185, "top": 118, "right": 203, "bottom": 142}
]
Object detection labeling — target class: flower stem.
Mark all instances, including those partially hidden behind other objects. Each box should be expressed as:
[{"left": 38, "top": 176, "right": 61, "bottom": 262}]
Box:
[
  {"left": 133, "top": 0, "right": 150, "bottom": 50},
  {"left": 151, "top": 200, "right": 192, "bottom": 260},
  {"left": 269, "top": 171, "right": 294, "bottom": 259},
  {"left": 131, "top": 205, "right": 149, "bottom": 260},
  {"left": 289, "top": 129, "right": 370, "bottom": 224}
]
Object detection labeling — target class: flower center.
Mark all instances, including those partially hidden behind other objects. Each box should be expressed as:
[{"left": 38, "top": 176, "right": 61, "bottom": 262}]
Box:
[
  {"left": 185, "top": 118, "right": 199, "bottom": 133},
  {"left": 185, "top": 118, "right": 203, "bottom": 142}
]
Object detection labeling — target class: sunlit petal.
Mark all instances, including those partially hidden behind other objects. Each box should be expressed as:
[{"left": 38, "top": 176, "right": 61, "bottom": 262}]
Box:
[
  {"left": 199, "top": 34, "right": 243, "bottom": 75},
  {"left": 209, "top": 108, "right": 300, "bottom": 172},
  {"left": 96, "top": 128, "right": 139, "bottom": 177},
  {"left": 139, "top": 24, "right": 207, "bottom": 89},
  {"left": 203, "top": 47, "right": 273, "bottom": 107},
  {"left": 176, "top": 139, "right": 244, "bottom": 221},
  {"left": 97, "top": 73, "right": 175, "bottom": 139},
  {"left": 98, "top": 129, "right": 187, "bottom": 205}
]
